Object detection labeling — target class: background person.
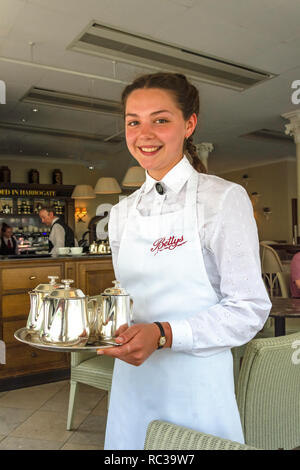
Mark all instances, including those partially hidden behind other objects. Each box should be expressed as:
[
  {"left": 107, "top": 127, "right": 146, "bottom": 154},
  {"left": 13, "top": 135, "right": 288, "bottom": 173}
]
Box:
[
  {"left": 0, "top": 223, "right": 19, "bottom": 255},
  {"left": 290, "top": 252, "right": 300, "bottom": 297},
  {"left": 39, "top": 205, "right": 77, "bottom": 256}
]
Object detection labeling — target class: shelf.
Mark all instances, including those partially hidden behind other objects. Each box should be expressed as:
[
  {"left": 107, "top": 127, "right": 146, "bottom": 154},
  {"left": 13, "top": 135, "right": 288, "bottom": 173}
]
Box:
[{"left": 0, "top": 182, "right": 75, "bottom": 231}]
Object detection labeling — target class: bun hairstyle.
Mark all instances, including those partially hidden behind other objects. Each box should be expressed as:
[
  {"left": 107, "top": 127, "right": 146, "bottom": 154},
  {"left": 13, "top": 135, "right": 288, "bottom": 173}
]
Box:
[{"left": 121, "top": 72, "right": 207, "bottom": 174}]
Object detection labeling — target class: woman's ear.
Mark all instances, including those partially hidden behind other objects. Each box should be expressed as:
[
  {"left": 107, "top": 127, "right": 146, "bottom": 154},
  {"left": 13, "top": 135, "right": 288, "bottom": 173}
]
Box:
[{"left": 185, "top": 113, "right": 197, "bottom": 139}]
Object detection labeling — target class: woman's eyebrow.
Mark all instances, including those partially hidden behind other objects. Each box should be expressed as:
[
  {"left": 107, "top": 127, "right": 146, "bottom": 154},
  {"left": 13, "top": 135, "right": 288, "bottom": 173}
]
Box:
[
  {"left": 151, "top": 110, "right": 173, "bottom": 116},
  {"left": 125, "top": 109, "right": 173, "bottom": 117}
]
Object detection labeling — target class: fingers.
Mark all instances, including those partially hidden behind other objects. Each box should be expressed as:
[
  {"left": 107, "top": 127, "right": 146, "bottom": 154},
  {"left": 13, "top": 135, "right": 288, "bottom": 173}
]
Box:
[
  {"left": 115, "top": 323, "right": 140, "bottom": 344},
  {"left": 114, "top": 323, "right": 129, "bottom": 338},
  {"left": 96, "top": 323, "right": 159, "bottom": 367},
  {"left": 96, "top": 324, "right": 139, "bottom": 358},
  {"left": 97, "top": 342, "right": 131, "bottom": 359}
]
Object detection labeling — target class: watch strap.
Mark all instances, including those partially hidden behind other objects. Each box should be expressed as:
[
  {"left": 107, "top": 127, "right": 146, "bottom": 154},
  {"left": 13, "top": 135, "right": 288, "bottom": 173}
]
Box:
[{"left": 154, "top": 321, "right": 166, "bottom": 349}]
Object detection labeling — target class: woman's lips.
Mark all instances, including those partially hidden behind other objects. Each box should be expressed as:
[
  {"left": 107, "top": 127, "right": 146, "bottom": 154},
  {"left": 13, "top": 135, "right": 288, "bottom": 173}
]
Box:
[{"left": 138, "top": 145, "right": 163, "bottom": 156}]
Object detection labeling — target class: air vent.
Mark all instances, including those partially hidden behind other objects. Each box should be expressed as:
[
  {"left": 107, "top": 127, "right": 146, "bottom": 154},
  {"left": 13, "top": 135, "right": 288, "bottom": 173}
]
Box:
[
  {"left": 21, "top": 87, "right": 122, "bottom": 116},
  {"left": 68, "top": 21, "right": 276, "bottom": 91},
  {"left": 0, "top": 122, "right": 123, "bottom": 143},
  {"left": 240, "top": 129, "right": 294, "bottom": 143}
]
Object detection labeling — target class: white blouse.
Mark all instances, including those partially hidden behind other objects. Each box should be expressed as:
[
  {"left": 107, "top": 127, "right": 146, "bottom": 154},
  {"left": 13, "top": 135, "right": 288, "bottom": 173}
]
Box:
[
  {"left": 108, "top": 156, "right": 271, "bottom": 355},
  {"left": 49, "top": 218, "right": 66, "bottom": 256}
]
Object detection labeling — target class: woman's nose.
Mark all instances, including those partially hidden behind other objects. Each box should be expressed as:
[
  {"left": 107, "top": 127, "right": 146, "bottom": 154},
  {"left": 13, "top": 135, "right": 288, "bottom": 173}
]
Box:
[{"left": 139, "top": 122, "right": 155, "bottom": 138}]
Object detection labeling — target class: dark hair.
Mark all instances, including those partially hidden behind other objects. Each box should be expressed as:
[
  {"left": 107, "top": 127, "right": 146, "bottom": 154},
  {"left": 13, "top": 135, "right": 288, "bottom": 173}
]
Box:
[
  {"left": 1, "top": 222, "right": 11, "bottom": 235},
  {"left": 39, "top": 205, "right": 56, "bottom": 215},
  {"left": 121, "top": 72, "right": 207, "bottom": 173}
]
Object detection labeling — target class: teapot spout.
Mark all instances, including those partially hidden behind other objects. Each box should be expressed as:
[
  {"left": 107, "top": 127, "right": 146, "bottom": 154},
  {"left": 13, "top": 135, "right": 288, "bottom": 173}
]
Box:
[
  {"left": 39, "top": 297, "right": 55, "bottom": 338},
  {"left": 26, "top": 291, "right": 38, "bottom": 330}
]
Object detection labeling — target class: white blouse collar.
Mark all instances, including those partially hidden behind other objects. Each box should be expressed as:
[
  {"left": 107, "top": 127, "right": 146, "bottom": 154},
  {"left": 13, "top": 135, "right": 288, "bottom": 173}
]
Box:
[{"left": 143, "top": 155, "right": 195, "bottom": 195}]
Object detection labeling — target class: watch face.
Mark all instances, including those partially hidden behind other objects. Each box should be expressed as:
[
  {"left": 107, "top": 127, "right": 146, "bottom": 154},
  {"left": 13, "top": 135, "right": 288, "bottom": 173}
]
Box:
[{"left": 159, "top": 336, "right": 166, "bottom": 347}]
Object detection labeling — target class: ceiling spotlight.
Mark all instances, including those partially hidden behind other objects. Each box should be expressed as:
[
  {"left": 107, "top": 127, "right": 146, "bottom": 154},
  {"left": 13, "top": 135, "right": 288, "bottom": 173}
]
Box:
[
  {"left": 21, "top": 118, "right": 26, "bottom": 123},
  {"left": 88, "top": 165, "right": 94, "bottom": 170},
  {"left": 32, "top": 107, "right": 38, "bottom": 112}
]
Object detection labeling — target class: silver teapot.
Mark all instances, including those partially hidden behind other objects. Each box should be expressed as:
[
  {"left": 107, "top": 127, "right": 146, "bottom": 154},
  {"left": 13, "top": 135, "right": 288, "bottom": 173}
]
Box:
[
  {"left": 26, "top": 276, "right": 60, "bottom": 333},
  {"left": 90, "top": 280, "right": 133, "bottom": 343},
  {"left": 89, "top": 241, "right": 97, "bottom": 253},
  {"left": 39, "top": 279, "right": 98, "bottom": 345}
]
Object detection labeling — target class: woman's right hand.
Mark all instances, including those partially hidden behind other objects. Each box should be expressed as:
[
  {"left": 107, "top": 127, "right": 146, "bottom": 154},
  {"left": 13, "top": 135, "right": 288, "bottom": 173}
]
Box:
[{"left": 114, "top": 323, "right": 129, "bottom": 337}]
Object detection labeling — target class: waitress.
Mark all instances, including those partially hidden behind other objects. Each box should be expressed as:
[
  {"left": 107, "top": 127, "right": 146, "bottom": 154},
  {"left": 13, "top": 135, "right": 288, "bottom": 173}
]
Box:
[
  {"left": 97, "top": 72, "right": 271, "bottom": 450},
  {"left": 0, "top": 223, "right": 19, "bottom": 255}
]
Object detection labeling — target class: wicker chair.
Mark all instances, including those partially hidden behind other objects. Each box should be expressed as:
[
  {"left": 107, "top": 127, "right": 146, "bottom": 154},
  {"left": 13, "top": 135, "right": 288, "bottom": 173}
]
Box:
[
  {"left": 232, "top": 243, "right": 295, "bottom": 388},
  {"left": 260, "top": 242, "right": 290, "bottom": 298},
  {"left": 236, "top": 332, "right": 300, "bottom": 450},
  {"left": 144, "top": 420, "right": 258, "bottom": 450},
  {"left": 66, "top": 352, "right": 114, "bottom": 430}
]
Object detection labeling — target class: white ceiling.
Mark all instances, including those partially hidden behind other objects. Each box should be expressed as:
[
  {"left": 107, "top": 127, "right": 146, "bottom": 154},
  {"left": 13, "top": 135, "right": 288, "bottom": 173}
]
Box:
[{"left": 0, "top": 0, "right": 299, "bottom": 178}]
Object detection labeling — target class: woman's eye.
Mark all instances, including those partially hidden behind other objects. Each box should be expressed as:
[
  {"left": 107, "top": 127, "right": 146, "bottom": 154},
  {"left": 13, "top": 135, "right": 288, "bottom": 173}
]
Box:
[
  {"left": 127, "top": 121, "right": 139, "bottom": 127},
  {"left": 155, "top": 118, "right": 168, "bottom": 124}
]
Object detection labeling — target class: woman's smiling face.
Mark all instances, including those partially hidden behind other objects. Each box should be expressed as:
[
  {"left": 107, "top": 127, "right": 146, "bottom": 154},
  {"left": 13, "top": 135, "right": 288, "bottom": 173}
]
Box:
[{"left": 125, "top": 88, "right": 197, "bottom": 180}]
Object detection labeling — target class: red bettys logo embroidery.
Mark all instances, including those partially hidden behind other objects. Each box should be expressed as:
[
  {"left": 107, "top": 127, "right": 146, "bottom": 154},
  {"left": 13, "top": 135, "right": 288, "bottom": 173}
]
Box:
[{"left": 150, "top": 235, "right": 187, "bottom": 256}]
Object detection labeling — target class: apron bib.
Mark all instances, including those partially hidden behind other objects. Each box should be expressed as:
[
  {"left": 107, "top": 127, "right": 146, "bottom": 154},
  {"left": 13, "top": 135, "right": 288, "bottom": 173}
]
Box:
[{"left": 105, "top": 171, "right": 244, "bottom": 450}]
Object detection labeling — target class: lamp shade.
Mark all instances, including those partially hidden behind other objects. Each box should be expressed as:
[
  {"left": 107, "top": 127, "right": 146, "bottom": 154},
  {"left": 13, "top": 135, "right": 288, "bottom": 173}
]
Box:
[
  {"left": 71, "top": 184, "right": 96, "bottom": 199},
  {"left": 94, "top": 177, "right": 121, "bottom": 194},
  {"left": 122, "top": 166, "right": 146, "bottom": 187}
]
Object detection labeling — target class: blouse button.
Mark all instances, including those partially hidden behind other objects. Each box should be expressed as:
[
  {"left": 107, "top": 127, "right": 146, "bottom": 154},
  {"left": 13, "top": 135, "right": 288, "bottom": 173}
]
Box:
[{"left": 155, "top": 183, "right": 165, "bottom": 195}]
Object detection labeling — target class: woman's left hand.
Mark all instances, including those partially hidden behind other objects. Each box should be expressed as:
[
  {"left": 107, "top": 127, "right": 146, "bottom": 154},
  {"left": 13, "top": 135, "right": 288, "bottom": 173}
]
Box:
[{"left": 96, "top": 323, "right": 164, "bottom": 366}]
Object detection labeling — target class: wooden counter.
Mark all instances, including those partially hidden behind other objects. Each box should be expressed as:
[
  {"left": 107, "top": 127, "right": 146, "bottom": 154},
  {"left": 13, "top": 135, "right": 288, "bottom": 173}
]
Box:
[{"left": 0, "top": 254, "right": 115, "bottom": 391}]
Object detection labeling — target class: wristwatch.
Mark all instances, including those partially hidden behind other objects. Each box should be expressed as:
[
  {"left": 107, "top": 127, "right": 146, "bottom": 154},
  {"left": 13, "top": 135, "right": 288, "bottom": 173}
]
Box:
[{"left": 154, "top": 321, "right": 166, "bottom": 349}]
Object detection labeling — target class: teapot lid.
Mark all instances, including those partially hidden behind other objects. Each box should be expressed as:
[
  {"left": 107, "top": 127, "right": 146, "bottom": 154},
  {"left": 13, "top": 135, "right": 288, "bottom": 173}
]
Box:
[
  {"left": 103, "top": 280, "right": 128, "bottom": 296},
  {"left": 48, "top": 279, "right": 86, "bottom": 299},
  {"left": 34, "top": 276, "right": 61, "bottom": 292}
]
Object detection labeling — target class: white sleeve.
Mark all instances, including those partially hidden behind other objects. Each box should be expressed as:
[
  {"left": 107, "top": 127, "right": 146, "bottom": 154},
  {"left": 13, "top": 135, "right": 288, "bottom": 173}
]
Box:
[
  {"left": 13, "top": 236, "right": 19, "bottom": 254},
  {"left": 169, "top": 185, "right": 271, "bottom": 356},
  {"left": 49, "top": 223, "right": 66, "bottom": 255}
]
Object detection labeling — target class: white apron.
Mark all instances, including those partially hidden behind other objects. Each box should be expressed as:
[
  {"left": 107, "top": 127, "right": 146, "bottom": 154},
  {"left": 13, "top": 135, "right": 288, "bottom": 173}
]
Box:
[{"left": 104, "top": 170, "right": 244, "bottom": 450}]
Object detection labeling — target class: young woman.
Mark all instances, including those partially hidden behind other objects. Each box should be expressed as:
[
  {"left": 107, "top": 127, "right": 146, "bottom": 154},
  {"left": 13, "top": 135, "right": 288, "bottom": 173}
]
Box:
[{"left": 97, "top": 73, "right": 271, "bottom": 450}]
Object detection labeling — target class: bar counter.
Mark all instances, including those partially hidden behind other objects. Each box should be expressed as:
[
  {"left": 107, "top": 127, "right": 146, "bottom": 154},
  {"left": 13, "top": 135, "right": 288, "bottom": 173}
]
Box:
[{"left": 0, "top": 254, "right": 115, "bottom": 391}]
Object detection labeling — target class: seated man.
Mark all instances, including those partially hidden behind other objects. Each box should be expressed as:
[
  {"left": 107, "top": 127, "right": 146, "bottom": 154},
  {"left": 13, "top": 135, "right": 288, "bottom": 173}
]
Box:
[{"left": 290, "top": 252, "right": 300, "bottom": 297}]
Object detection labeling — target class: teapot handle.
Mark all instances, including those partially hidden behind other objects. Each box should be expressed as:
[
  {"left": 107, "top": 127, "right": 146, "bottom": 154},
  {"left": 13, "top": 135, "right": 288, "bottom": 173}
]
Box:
[
  {"left": 128, "top": 298, "right": 134, "bottom": 326},
  {"left": 87, "top": 297, "right": 101, "bottom": 330},
  {"left": 39, "top": 297, "right": 54, "bottom": 339}
]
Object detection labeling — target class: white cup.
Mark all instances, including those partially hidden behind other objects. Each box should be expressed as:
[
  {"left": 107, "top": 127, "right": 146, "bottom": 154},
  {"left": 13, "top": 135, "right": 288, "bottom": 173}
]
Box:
[
  {"left": 58, "top": 247, "right": 70, "bottom": 255},
  {"left": 70, "top": 247, "right": 83, "bottom": 255}
]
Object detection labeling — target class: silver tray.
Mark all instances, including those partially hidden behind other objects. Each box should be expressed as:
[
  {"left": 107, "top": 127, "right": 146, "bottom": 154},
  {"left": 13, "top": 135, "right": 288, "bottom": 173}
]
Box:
[{"left": 14, "top": 327, "right": 119, "bottom": 353}]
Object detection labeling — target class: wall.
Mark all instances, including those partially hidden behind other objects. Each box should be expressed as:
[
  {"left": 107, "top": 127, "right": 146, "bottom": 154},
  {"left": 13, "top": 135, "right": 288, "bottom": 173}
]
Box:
[
  {"left": 0, "top": 157, "right": 121, "bottom": 240},
  {"left": 218, "top": 159, "right": 297, "bottom": 243}
]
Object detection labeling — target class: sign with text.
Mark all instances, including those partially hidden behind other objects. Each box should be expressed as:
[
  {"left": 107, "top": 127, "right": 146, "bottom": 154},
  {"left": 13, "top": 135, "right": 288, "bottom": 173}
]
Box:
[{"left": 0, "top": 187, "right": 56, "bottom": 197}]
